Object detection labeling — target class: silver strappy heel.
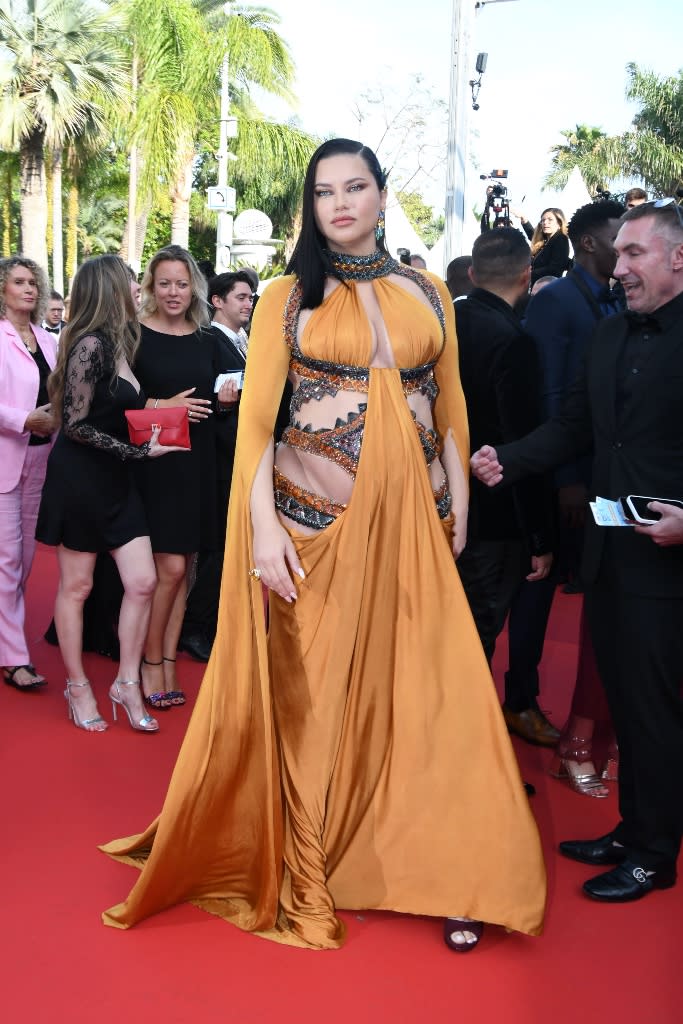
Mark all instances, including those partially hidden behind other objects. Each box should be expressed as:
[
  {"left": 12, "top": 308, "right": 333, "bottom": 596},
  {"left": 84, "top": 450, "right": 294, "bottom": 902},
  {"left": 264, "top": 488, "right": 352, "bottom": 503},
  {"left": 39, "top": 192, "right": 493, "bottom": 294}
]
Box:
[
  {"left": 109, "top": 679, "right": 159, "bottom": 733},
  {"left": 64, "top": 680, "right": 108, "bottom": 732}
]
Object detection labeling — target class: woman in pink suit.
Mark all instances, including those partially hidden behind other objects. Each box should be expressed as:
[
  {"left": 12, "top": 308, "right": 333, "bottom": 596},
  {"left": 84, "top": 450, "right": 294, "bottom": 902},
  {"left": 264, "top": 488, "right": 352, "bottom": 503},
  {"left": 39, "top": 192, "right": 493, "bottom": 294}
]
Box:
[{"left": 0, "top": 256, "right": 56, "bottom": 690}]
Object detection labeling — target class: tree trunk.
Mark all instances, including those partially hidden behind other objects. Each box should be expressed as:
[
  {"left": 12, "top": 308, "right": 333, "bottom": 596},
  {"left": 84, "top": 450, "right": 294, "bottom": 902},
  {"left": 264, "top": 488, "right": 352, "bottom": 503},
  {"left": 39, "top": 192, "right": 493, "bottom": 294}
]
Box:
[
  {"left": 170, "top": 147, "right": 194, "bottom": 249},
  {"left": 120, "top": 142, "right": 139, "bottom": 270},
  {"left": 65, "top": 180, "right": 79, "bottom": 290},
  {"left": 134, "top": 204, "right": 149, "bottom": 267},
  {"left": 284, "top": 207, "right": 302, "bottom": 262},
  {"left": 1, "top": 161, "right": 12, "bottom": 256},
  {"left": 51, "top": 149, "right": 64, "bottom": 294},
  {"left": 46, "top": 156, "right": 53, "bottom": 270},
  {"left": 121, "top": 52, "right": 140, "bottom": 271},
  {"left": 19, "top": 128, "right": 48, "bottom": 269}
]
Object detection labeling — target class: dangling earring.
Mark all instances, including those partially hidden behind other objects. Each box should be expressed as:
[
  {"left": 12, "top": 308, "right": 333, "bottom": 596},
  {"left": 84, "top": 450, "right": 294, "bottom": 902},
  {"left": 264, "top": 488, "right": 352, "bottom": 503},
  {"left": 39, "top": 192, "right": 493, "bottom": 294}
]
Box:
[{"left": 375, "top": 209, "right": 385, "bottom": 243}]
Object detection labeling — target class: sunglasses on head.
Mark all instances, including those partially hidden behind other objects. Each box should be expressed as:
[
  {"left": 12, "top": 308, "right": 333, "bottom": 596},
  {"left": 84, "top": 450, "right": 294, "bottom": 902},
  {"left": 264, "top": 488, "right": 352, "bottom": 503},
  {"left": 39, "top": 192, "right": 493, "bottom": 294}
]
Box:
[{"left": 650, "top": 197, "right": 683, "bottom": 229}]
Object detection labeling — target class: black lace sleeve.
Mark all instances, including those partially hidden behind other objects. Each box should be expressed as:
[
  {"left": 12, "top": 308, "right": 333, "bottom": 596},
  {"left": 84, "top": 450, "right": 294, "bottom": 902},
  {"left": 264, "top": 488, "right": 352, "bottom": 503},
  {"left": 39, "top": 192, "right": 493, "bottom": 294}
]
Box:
[{"left": 62, "top": 334, "right": 149, "bottom": 460}]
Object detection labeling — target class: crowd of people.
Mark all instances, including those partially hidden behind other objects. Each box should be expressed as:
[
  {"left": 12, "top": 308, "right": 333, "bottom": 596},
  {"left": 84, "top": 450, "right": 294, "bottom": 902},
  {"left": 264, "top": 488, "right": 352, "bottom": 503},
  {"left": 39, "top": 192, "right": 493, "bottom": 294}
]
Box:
[{"left": 1, "top": 142, "right": 681, "bottom": 952}]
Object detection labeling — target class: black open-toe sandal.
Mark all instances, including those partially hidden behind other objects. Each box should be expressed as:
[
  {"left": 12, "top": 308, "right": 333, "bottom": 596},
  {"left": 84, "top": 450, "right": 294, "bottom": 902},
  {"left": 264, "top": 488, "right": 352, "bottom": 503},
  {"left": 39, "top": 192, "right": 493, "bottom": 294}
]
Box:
[
  {"left": 140, "top": 658, "right": 172, "bottom": 710},
  {"left": 3, "top": 665, "right": 47, "bottom": 691},
  {"left": 443, "top": 917, "right": 484, "bottom": 952},
  {"left": 163, "top": 657, "right": 186, "bottom": 706}
]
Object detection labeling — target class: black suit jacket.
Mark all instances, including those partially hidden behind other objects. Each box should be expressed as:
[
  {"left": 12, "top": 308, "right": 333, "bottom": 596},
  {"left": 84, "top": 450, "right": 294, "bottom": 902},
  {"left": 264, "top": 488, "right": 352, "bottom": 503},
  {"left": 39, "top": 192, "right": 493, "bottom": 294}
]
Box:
[
  {"left": 455, "top": 287, "right": 553, "bottom": 554},
  {"left": 498, "top": 292, "right": 683, "bottom": 596},
  {"left": 211, "top": 325, "right": 246, "bottom": 490},
  {"left": 211, "top": 323, "right": 291, "bottom": 494}
]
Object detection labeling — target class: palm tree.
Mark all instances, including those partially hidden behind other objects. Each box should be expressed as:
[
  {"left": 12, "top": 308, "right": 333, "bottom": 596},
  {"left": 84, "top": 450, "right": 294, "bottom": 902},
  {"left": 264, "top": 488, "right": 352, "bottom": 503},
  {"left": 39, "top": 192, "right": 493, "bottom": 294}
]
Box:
[
  {"left": 544, "top": 124, "right": 613, "bottom": 195},
  {"left": 601, "top": 63, "right": 683, "bottom": 196},
  {"left": 0, "top": 0, "right": 126, "bottom": 271},
  {"left": 545, "top": 67, "right": 683, "bottom": 200},
  {"left": 78, "top": 194, "right": 127, "bottom": 256},
  {"left": 117, "top": 0, "right": 314, "bottom": 257}
]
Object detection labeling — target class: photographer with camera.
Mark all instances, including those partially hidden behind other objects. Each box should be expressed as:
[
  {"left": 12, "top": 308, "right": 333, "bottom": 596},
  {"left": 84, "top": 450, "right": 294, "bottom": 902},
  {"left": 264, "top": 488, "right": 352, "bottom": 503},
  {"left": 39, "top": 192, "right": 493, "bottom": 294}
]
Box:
[{"left": 480, "top": 172, "right": 513, "bottom": 232}]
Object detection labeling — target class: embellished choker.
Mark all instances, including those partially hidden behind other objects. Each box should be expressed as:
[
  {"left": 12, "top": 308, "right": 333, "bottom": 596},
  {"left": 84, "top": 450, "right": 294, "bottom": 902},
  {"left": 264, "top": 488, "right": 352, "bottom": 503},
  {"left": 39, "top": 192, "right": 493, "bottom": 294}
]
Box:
[{"left": 325, "top": 249, "right": 399, "bottom": 281}]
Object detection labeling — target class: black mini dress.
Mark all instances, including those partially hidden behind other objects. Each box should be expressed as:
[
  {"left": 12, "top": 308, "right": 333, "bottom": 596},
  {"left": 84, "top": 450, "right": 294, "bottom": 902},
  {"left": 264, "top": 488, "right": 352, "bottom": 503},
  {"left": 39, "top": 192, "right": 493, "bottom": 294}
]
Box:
[
  {"left": 132, "top": 325, "right": 219, "bottom": 554},
  {"left": 36, "top": 333, "right": 148, "bottom": 552}
]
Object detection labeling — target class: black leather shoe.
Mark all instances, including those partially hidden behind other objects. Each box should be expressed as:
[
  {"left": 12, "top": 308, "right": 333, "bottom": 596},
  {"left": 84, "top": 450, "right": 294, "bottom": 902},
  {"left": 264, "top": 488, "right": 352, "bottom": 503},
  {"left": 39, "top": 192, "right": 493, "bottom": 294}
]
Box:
[
  {"left": 559, "top": 832, "right": 627, "bottom": 866},
  {"left": 178, "top": 632, "right": 212, "bottom": 663},
  {"left": 502, "top": 706, "right": 561, "bottom": 747},
  {"left": 583, "top": 861, "right": 677, "bottom": 902}
]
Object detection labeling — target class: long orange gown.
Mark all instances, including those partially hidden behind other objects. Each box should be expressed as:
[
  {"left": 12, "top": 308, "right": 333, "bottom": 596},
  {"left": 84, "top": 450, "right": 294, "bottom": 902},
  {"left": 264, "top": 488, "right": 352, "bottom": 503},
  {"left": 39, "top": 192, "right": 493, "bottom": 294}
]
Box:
[{"left": 101, "top": 269, "right": 546, "bottom": 947}]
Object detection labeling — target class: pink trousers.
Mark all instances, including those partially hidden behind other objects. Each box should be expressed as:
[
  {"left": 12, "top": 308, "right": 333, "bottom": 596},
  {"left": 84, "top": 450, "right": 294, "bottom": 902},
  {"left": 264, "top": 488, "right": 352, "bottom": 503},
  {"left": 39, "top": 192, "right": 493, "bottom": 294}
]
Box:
[{"left": 0, "top": 444, "right": 50, "bottom": 666}]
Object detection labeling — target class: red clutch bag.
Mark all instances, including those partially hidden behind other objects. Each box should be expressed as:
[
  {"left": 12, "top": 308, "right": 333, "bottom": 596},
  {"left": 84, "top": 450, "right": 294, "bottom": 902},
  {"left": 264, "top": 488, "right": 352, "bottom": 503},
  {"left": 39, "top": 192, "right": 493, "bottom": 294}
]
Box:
[{"left": 125, "top": 407, "right": 191, "bottom": 449}]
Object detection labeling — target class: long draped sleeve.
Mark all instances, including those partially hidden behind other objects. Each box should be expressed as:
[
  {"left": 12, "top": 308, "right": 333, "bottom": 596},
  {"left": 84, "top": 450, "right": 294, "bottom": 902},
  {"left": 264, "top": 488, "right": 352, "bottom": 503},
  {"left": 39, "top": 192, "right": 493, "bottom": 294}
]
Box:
[{"left": 429, "top": 275, "right": 470, "bottom": 481}]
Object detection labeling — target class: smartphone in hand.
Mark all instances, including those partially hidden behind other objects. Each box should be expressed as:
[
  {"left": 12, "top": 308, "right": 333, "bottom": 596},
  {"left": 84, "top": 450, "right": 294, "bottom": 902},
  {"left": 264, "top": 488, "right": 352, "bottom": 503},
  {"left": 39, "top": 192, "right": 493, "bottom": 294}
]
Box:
[{"left": 620, "top": 495, "right": 683, "bottom": 525}]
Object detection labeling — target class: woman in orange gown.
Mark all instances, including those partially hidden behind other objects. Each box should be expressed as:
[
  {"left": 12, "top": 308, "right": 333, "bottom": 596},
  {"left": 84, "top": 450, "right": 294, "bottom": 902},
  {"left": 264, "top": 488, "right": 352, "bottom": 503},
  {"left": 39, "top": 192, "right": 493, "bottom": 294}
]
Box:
[{"left": 101, "top": 139, "right": 546, "bottom": 950}]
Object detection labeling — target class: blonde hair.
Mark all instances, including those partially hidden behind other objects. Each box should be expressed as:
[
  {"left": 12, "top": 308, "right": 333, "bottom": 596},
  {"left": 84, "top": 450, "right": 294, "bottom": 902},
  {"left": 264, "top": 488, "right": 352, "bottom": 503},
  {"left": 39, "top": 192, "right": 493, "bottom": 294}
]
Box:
[
  {"left": 0, "top": 255, "right": 49, "bottom": 323},
  {"left": 48, "top": 254, "right": 140, "bottom": 427},
  {"left": 531, "top": 208, "right": 568, "bottom": 255},
  {"left": 139, "top": 245, "right": 209, "bottom": 330}
]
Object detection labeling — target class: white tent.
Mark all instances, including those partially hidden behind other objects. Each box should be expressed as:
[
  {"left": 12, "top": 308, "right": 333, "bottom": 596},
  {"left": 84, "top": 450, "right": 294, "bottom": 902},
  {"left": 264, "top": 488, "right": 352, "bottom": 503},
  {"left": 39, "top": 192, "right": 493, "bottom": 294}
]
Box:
[{"left": 542, "top": 166, "right": 593, "bottom": 223}]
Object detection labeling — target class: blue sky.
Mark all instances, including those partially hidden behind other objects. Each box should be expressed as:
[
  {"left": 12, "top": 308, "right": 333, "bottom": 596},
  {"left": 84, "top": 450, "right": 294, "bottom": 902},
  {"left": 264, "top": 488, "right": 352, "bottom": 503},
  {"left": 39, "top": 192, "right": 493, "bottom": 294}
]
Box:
[{"left": 261, "top": 0, "right": 683, "bottom": 219}]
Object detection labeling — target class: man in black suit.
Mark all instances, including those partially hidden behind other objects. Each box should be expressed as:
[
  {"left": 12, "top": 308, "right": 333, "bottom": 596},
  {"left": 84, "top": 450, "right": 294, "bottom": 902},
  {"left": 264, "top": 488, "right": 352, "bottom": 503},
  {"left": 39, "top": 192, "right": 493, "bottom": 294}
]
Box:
[
  {"left": 471, "top": 201, "right": 683, "bottom": 902},
  {"left": 180, "top": 272, "right": 253, "bottom": 661},
  {"left": 455, "top": 228, "right": 557, "bottom": 746}
]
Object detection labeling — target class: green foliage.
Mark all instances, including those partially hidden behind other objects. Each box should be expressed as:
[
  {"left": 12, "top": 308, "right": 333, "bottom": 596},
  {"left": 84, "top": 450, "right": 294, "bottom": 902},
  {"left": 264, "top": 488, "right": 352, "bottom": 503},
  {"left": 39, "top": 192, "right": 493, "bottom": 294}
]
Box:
[
  {"left": 0, "top": 0, "right": 126, "bottom": 151},
  {"left": 545, "top": 65, "right": 683, "bottom": 198},
  {"left": 545, "top": 125, "right": 610, "bottom": 194},
  {"left": 0, "top": 0, "right": 317, "bottom": 270},
  {"left": 397, "top": 189, "right": 444, "bottom": 249},
  {"left": 78, "top": 194, "right": 127, "bottom": 255},
  {"left": 141, "top": 200, "right": 172, "bottom": 266}
]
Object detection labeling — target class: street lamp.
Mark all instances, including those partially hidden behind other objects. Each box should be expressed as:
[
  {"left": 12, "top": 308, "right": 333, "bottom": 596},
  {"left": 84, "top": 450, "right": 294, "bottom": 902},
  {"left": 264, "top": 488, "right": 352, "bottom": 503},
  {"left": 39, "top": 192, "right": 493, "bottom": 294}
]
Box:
[
  {"left": 443, "top": 0, "right": 520, "bottom": 269},
  {"left": 213, "top": 2, "right": 238, "bottom": 271}
]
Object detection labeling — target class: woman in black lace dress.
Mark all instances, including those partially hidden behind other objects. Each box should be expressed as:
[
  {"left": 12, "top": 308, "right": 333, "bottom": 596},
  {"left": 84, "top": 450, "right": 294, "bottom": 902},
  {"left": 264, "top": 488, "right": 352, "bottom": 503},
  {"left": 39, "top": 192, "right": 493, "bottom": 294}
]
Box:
[{"left": 37, "top": 255, "right": 184, "bottom": 733}]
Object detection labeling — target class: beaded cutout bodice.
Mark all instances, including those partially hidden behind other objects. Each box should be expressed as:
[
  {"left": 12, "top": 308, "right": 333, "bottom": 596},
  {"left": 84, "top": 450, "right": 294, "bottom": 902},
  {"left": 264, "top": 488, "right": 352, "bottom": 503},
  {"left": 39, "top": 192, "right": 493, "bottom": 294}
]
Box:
[{"left": 274, "top": 264, "right": 452, "bottom": 531}]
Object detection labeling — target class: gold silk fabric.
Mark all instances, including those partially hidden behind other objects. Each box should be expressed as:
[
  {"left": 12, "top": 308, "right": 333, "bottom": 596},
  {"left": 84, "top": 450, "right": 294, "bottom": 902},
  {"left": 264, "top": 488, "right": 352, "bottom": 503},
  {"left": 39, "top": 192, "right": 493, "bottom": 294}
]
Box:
[{"left": 101, "top": 272, "right": 546, "bottom": 946}]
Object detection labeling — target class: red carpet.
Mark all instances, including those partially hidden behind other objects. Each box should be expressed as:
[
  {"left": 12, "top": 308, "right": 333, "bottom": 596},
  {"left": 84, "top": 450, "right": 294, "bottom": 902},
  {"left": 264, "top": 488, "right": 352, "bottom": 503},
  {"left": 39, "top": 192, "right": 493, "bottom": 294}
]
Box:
[{"left": 3, "top": 545, "right": 680, "bottom": 1023}]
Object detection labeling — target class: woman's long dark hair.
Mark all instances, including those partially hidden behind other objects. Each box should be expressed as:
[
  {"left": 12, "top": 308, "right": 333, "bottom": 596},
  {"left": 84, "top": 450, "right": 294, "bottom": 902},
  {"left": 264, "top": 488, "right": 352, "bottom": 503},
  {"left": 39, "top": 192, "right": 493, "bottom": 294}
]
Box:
[
  {"left": 287, "top": 138, "right": 387, "bottom": 309},
  {"left": 49, "top": 255, "right": 140, "bottom": 427}
]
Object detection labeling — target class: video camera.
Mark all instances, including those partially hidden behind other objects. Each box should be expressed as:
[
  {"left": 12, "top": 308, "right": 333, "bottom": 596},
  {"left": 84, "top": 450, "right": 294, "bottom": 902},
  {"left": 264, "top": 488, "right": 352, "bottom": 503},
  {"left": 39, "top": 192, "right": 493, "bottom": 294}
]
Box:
[{"left": 480, "top": 170, "right": 510, "bottom": 230}]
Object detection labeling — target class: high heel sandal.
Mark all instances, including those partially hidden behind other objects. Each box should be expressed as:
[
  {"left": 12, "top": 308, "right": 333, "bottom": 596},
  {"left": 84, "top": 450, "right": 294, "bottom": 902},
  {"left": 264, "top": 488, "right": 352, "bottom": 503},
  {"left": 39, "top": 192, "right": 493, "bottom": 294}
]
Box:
[
  {"left": 443, "top": 917, "right": 484, "bottom": 952},
  {"left": 601, "top": 744, "right": 619, "bottom": 782},
  {"left": 109, "top": 679, "right": 159, "bottom": 732},
  {"left": 140, "top": 657, "right": 172, "bottom": 710},
  {"left": 549, "top": 737, "right": 609, "bottom": 798},
  {"left": 163, "top": 656, "right": 186, "bottom": 706},
  {"left": 64, "top": 680, "right": 108, "bottom": 732}
]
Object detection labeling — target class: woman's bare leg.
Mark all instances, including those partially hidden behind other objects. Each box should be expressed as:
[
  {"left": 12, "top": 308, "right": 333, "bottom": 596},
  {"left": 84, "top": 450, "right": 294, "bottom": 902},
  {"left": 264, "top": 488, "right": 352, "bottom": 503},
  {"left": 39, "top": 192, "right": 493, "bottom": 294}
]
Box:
[
  {"left": 142, "top": 552, "right": 186, "bottom": 699},
  {"left": 110, "top": 536, "right": 158, "bottom": 723},
  {"left": 163, "top": 566, "right": 190, "bottom": 693},
  {"left": 54, "top": 545, "right": 105, "bottom": 727}
]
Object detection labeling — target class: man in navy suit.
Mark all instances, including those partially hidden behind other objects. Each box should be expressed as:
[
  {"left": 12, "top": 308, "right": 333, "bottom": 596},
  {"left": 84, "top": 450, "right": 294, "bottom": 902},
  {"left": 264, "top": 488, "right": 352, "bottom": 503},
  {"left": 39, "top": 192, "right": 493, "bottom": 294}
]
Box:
[
  {"left": 471, "top": 201, "right": 683, "bottom": 902},
  {"left": 525, "top": 200, "right": 625, "bottom": 551}
]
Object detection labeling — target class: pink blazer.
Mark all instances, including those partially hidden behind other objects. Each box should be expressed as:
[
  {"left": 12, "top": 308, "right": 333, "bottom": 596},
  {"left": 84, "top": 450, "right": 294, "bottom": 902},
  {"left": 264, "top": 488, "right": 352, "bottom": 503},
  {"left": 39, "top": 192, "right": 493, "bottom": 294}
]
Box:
[{"left": 0, "top": 319, "right": 57, "bottom": 493}]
